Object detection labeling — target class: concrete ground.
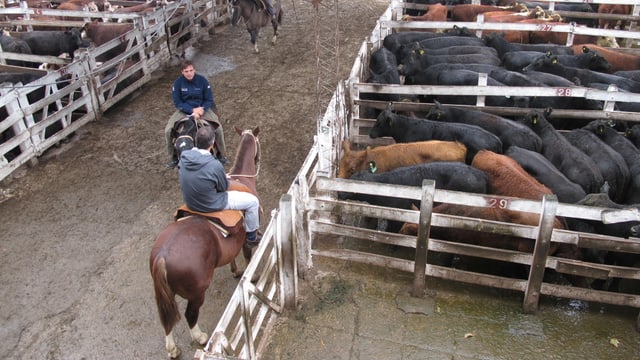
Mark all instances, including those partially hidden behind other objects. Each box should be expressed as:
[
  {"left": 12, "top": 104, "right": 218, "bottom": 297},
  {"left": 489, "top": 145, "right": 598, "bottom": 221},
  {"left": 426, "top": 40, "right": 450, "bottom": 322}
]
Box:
[{"left": 262, "top": 257, "right": 640, "bottom": 360}]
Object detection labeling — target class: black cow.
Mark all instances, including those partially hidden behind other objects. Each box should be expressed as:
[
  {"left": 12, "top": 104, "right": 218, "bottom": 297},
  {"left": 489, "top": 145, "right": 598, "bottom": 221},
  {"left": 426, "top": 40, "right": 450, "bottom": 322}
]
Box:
[
  {"left": 563, "top": 128, "right": 631, "bottom": 203},
  {"left": 433, "top": 69, "right": 530, "bottom": 108},
  {"left": 405, "top": 63, "right": 503, "bottom": 85},
  {"left": 369, "top": 46, "right": 398, "bottom": 75},
  {"left": 369, "top": 110, "right": 503, "bottom": 163},
  {"left": 523, "top": 54, "right": 640, "bottom": 93},
  {"left": 425, "top": 101, "right": 542, "bottom": 152},
  {"left": 361, "top": 47, "right": 414, "bottom": 118},
  {"left": 572, "top": 193, "right": 640, "bottom": 288},
  {"left": 391, "top": 26, "right": 477, "bottom": 62},
  {"left": 502, "top": 50, "right": 610, "bottom": 72},
  {"left": 338, "top": 162, "right": 489, "bottom": 229},
  {"left": 397, "top": 35, "right": 485, "bottom": 68},
  {"left": 0, "top": 32, "right": 33, "bottom": 67},
  {"left": 582, "top": 120, "right": 640, "bottom": 204},
  {"left": 14, "top": 28, "right": 90, "bottom": 58},
  {"left": 505, "top": 146, "right": 586, "bottom": 204},
  {"left": 420, "top": 45, "right": 499, "bottom": 58},
  {"left": 517, "top": 110, "right": 604, "bottom": 194},
  {"left": 613, "top": 70, "right": 640, "bottom": 82},
  {"left": 383, "top": 31, "right": 443, "bottom": 59},
  {"left": 625, "top": 124, "right": 640, "bottom": 149},
  {"left": 401, "top": 52, "right": 501, "bottom": 76},
  {"left": 483, "top": 32, "right": 574, "bottom": 58}
]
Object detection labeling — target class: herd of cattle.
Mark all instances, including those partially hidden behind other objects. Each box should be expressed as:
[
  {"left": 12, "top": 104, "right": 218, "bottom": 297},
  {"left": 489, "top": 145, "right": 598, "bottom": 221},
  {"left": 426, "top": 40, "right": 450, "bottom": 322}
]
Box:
[{"left": 338, "top": 2, "right": 640, "bottom": 290}]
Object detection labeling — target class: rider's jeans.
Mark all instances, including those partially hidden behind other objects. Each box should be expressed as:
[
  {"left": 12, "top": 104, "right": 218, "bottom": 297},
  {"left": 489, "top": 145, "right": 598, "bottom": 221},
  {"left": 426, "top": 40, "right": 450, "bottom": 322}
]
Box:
[{"left": 225, "top": 190, "right": 260, "bottom": 232}]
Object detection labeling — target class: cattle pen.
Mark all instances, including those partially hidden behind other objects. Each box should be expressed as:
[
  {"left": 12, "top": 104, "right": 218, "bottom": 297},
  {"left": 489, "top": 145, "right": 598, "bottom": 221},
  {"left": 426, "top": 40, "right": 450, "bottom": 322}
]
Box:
[
  {"left": 1, "top": 0, "right": 640, "bottom": 359},
  {"left": 195, "top": 1, "right": 640, "bottom": 358}
]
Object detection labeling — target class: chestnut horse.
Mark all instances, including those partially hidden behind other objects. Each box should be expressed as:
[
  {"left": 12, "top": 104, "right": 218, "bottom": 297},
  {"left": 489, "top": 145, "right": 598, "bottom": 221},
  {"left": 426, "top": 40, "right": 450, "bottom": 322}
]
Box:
[
  {"left": 150, "top": 126, "right": 261, "bottom": 358},
  {"left": 231, "top": 0, "right": 283, "bottom": 53}
]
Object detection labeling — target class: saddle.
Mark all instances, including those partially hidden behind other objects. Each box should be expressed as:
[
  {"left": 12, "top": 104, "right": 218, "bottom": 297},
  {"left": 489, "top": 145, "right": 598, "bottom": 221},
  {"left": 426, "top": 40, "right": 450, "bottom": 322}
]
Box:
[{"left": 173, "top": 180, "right": 254, "bottom": 237}]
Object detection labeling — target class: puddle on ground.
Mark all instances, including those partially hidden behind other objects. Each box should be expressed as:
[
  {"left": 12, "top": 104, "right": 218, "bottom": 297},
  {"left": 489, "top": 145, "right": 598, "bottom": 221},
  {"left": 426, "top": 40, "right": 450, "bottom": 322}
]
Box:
[{"left": 184, "top": 47, "right": 236, "bottom": 76}]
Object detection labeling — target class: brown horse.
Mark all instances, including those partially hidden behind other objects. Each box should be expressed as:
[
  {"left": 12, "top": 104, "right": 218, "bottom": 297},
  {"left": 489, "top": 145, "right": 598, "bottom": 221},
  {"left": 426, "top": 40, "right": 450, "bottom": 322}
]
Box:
[
  {"left": 231, "top": 0, "right": 283, "bottom": 53},
  {"left": 149, "top": 126, "right": 261, "bottom": 358}
]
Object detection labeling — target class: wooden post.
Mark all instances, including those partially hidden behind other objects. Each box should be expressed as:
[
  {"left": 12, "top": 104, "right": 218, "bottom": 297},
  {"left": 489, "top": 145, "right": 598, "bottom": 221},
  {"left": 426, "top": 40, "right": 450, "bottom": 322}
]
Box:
[
  {"left": 523, "top": 194, "right": 558, "bottom": 313},
  {"left": 412, "top": 179, "right": 435, "bottom": 297},
  {"left": 293, "top": 174, "right": 312, "bottom": 278},
  {"left": 278, "top": 194, "right": 297, "bottom": 309}
]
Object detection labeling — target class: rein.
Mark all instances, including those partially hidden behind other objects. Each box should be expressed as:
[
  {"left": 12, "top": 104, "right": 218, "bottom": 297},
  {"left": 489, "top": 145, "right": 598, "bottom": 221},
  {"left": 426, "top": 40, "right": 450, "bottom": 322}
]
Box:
[{"left": 227, "top": 129, "right": 261, "bottom": 178}]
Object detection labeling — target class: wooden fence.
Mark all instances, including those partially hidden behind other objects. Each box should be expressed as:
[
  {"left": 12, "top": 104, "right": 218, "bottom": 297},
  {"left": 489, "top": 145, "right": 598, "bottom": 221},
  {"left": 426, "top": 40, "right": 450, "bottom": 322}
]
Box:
[{"left": 0, "top": 0, "right": 231, "bottom": 181}]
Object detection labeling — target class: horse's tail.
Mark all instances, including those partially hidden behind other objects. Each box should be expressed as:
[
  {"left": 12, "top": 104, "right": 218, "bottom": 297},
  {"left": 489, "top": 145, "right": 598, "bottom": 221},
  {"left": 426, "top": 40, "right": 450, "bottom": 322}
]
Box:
[{"left": 151, "top": 256, "right": 180, "bottom": 334}]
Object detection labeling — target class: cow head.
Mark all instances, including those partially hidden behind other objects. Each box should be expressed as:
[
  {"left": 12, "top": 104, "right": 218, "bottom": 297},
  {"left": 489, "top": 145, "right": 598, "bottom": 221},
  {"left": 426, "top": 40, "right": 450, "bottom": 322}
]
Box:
[{"left": 369, "top": 110, "right": 394, "bottom": 139}]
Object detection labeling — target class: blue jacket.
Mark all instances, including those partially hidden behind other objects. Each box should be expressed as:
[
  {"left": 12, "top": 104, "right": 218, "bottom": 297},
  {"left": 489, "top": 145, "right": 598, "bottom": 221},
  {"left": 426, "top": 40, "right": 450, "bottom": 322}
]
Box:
[
  {"left": 178, "top": 148, "right": 228, "bottom": 212},
  {"left": 172, "top": 73, "right": 216, "bottom": 115}
]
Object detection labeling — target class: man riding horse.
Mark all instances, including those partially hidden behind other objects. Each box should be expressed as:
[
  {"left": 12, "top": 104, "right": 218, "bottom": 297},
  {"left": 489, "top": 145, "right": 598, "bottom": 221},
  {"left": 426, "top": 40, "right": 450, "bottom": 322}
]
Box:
[{"left": 165, "top": 60, "right": 228, "bottom": 169}]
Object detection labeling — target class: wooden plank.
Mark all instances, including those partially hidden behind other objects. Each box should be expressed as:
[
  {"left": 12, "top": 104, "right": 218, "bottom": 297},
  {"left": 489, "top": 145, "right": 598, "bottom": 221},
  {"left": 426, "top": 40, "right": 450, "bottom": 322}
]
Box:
[{"left": 555, "top": 259, "right": 611, "bottom": 280}]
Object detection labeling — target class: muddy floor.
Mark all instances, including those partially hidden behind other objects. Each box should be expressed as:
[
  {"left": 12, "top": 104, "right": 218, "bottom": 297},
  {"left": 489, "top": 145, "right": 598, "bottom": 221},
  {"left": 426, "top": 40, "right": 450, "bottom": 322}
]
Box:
[
  {"left": 2, "top": 1, "right": 640, "bottom": 359},
  {"left": 0, "top": 1, "right": 390, "bottom": 358}
]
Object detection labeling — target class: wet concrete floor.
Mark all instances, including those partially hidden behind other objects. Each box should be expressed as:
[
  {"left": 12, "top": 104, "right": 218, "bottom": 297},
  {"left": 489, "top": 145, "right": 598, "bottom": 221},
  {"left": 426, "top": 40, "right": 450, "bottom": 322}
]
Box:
[{"left": 262, "top": 257, "right": 640, "bottom": 360}]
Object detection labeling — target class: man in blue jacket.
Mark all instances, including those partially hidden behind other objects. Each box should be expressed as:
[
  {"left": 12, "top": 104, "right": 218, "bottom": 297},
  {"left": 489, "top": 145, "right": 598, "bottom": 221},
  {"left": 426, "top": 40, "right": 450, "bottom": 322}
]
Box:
[
  {"left": 165, "top": 60, "right": 228, "bottom": 168},
  {"left": 179, "top": 126, "right": 261, "bottom": 247}
]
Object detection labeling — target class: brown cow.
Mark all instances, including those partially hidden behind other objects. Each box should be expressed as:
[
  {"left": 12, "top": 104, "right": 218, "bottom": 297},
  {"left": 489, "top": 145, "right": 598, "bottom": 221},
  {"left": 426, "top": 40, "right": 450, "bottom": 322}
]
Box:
[
  {"left": 402, "top": 3, "right": 448, "bottom": 26},
  {"left": 471, "top": 149, "right": 552, "bottom": 200},
  {"left": 338, "top": 139, "right": 467, "bottom": 179},
  {"left": 480, "top": 10, "right": 538, "bottom": 44},
  {"left": 572, "top": 44, "right": 640, "bottom": 73},
  {"left": 112, "top": 0, "right": 158, "bottom": 14},
  {"left": 525, "top": 20, "right": 618, "bottom": 46},
  {"left": 450, "top": 3, "right": 526, "bottom": 22},
  {"left": 598, "top": 4, "right": 632, "bottom": 29},
  {"left": 84, "top": 20, "right": 135, "bottom": 62}
]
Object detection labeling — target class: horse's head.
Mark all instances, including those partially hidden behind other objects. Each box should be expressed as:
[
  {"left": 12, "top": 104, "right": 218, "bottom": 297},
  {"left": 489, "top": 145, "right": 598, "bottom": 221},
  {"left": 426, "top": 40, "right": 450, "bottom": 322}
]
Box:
[
  {"left": 172, "top": 116, "right": 198, "bottom": 159},
  {"left": 229, "top": 126, "right": 260, "bottom": 188}
]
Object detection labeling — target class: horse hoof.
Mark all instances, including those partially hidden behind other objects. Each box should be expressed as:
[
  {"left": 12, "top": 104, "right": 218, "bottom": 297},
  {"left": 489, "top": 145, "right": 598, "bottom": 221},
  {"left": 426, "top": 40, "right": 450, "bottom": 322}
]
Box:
[
  {"left": 195, "top": 332, "right": 209, "bottom": 345},
  {"left": 167, "top": 346, "right": 181, "bottom": 359},
  {"left": 233, "top": 270, "right": 245, "bottom": 278}
]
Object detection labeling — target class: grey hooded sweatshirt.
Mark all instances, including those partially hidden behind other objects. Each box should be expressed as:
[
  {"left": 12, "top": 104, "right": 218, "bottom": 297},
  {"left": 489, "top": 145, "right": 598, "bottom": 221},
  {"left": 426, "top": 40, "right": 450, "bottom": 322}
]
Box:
[{"left": 178, "top": 148, "right": 228, "bottom": 212}]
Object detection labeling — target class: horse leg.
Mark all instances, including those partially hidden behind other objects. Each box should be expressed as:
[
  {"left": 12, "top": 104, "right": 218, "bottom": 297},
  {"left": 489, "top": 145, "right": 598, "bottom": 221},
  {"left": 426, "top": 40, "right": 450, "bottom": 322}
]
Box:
[
  {"left": 271, "top": 20, "right": 278, "bottom": 45},
  {"left": 189, "top": 324, "right": 209, "bottom": 345},
  {"left": 230, "top": 258, "right": 244, "bottom": 278},
  {"left": 249, "top": 29, "right": 259, "bottom": 53},
  {"left": 165, "top": 330, "right": 181, "bottom": 358},
  {"left": 184, "top": 295, "right": 209, "bottom": 345}
]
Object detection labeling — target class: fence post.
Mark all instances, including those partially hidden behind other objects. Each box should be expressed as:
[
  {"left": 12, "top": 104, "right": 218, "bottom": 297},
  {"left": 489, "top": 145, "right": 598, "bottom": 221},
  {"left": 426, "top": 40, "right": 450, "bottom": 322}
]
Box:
[
  {"left": 278, "top": 193, "right": 298, "bottom": 309},
  {"left": 412, "top": 179, "right": 435, "bottom": 297},
  {"left": 523, "top": 194, "right": 558, "bottom": 313},
  {"left": 293, "top": 174, "right": 312, "bottom": 278}
]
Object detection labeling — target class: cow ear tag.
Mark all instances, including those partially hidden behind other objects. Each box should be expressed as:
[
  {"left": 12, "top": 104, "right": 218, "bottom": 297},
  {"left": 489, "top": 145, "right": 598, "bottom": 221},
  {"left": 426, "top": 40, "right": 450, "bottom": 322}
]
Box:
[
  {"left": 419, "top": 49, "right": 425, "bottom": 56},
  {"left": 532, "top": 115, "right": 538, "bottom": 125},
  {"left": 368, "top": 161, "right": 377, "bottom": 173}
]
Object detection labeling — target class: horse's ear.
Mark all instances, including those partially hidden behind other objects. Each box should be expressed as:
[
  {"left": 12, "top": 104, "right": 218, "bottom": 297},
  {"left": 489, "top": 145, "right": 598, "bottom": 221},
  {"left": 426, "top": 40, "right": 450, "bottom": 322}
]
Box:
[
  {"left": 253, "top": 126, "right": 260, "bottom": 137},
  {"left": 235, "top": 126, "right": 243, "bottom": 135}
]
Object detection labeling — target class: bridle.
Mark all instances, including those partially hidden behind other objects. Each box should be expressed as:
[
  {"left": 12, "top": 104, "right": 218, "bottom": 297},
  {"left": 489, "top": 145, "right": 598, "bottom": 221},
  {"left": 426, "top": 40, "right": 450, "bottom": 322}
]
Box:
[{"left": 228, "top": 129, "right": 261, "bottom": 178}]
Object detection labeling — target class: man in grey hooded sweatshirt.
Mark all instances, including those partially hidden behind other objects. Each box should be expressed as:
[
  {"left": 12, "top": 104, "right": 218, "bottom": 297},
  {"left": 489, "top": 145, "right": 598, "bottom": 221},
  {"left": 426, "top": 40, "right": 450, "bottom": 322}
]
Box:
[{"left": 178, "top": 126, "right": 261, "bottom": 246}]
